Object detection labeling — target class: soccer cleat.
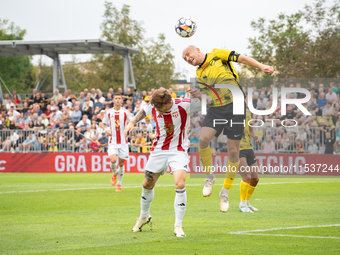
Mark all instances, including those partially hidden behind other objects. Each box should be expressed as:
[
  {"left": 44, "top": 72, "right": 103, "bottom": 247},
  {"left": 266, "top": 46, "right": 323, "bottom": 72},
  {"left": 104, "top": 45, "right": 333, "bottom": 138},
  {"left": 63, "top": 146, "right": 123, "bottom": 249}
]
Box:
[
  {"left": 239, "top": 205, "right": 254, "bottom": 213},
  {"left": 110, "top": 173, "right": 117, "bottom": 186},
  {"left": 131, "top": 215, "right": 152, "bottom": 232},
  {"left": 248, "top": 203, "right": 258, "bottom": 212},
  {"left": 174, "top": 226, "right": 186, "bottom": 237},
  {"left": 219, "top": 191, "right": 229, "bottom": 212},
  {"left": 203, "top": 178, "right": 216, "bottom": 197},
  {"left": 116, "top": 184, "right": 121, "bottom": 192}
]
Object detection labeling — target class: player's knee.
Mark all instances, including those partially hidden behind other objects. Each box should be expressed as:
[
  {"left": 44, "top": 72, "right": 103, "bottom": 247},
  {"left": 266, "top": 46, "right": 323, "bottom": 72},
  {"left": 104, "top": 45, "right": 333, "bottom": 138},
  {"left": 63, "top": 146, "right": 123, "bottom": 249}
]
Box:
[
  {"left": 242, "top": 177, "right": 251, "bottom": 183},
  {"left": 118, "top": 162, "right": 124, "bottom": 167},
  {"left": 142, "top": 180, "right": 155, "bottom": 189},
  {"left": 228, "top": 148, "right": 238, "bottom": 160},
  {"left": 198, "top": 136, "right": 210, "bottom": 149},
  {"left": 175, "top": 181, "right": 185, "bottom": 190},
  {"left": 250, "top": 178, "right": 259, "bottom": 186}
]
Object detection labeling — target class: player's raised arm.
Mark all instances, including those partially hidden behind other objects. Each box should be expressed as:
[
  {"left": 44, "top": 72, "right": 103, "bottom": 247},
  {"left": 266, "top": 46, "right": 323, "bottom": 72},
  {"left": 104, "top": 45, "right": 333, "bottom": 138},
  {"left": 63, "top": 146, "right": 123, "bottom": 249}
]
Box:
[
  {"left": 124, "top": 108, "right": 146, "bottom": 137},
  {"left": 237, "top": 55, "right": 274, "bottom": 75}
]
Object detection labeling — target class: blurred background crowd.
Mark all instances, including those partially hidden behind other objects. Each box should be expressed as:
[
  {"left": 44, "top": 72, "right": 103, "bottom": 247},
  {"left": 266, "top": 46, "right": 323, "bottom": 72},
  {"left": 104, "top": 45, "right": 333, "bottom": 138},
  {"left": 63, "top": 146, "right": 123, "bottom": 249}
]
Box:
[{"left": 1, "top": 82, "right": 339, "bottom": 154}]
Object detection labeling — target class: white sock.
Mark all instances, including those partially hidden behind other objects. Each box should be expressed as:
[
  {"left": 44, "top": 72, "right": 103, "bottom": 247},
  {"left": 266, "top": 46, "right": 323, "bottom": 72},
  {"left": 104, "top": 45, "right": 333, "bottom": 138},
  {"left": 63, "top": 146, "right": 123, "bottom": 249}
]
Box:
[
  {"left": 240, "top": 201, "right": 247, "bottom": 207},
  {"left": 206, "top": 173, "right": 215, "bottom": 180},
  {"left": 117, "top": 166, "right": 124, "bottom": 185},
  {"left": 220, "top": 186, "right": 230, "bottom": 196},
  {"left": 174, "top": 188, "right": 187, "bottom": 227},
  {"left": 246, "top": 200, "right": 250, "bottom": 205},
  {"left": 140, "top": 188, "right": 154, "bottom": 220},
  {"left": 111, "top": 163, "right": 117, "bottom": 174}
]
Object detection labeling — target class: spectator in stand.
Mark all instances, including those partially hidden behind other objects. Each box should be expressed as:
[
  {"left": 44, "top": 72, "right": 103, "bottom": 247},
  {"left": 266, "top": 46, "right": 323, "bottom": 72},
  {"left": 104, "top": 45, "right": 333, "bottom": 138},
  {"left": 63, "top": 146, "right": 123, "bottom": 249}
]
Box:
[
  {"left": 51, "top": 89, "right": 63, "bottom": 104},
  {"left": 97, "top": 91, "right": 106, "bottom": 104},
  {"left": 12, "top": 94, "right": 21, "bottom": 106},
  {"left": 135, "top": 132, "right": 146, "bottom": 153},
  {"left": 44, "top": 105, "right": 53, "bottom": 119},
  {"left": 326, "top": 87, "right": 338, "bottom": 103},
  {"left": 89, "top": 135, "right": 101, "bottom": 152},
  {"left": 307, "top": 139, "right": 318, "bottom": 154},
  {"left": 103, "top": 93, "right": 113, "bottom": 108},
  {"left": 40, "top": 114, "right": 49, "bottom": 127},
  {"left": 63, "top": 91, "right": 70, "bottom": 101},
  {"left": 169, "top": 88, "right": 177, "bottom": 98},
  {"left": 263, "top": 135, "right": 275, "bottom": 153},
  {"left": 322, "top": 102, "right": 334, "bottom": 116},
  {"left": 308, "top": 97, "right": 319, "bottom": 115},
  {"left": 5, "top": 98, "right": 16, "bottom": 110},
  {"left": 324, "top": 131, "right": 335, "bottom": 154},
  {"left": 70, "top": 105, "right": 82, "bottom": 125},
  {"left": 90, "top": 88, "right": 97, "bottom": 100},
  {"left": 49, "top": 116, "right": 56, "bottom": 128},
  {"left": 34, "top": 93, "right": 44, "bottom": 107},
  {"left": 32, "top": 104, "right": 43, "bottom": 116},
  {"left": 132, "top": 89, "right": 141, "bottom": 104},
  {"left": 78, "top": 139, "right": 88, "bottom": 152},
  {"left": 177, "top": 85, "right": 186, "bottom": 97},
  {"left": 22, "top": 132, "right": 38, "bottom": 152},
  {"left": 190, "top": 132, "right": 199, "bottom": 152},
  {"left": 317, "top": 92, "right": 327, "bottom": 115},
  {"left": 51, "top": 106, "right": 62, "bottom": 121},
  {"left": 94, "top": 97, "right": 104, "bottom": 110},
  {"left": 61, "top": 99, "right": 72, "bottom": 109},
  {"left": 98, "top": 132, "right": 108, "bottom": 153},
  {"left": 76, "top": 115, "right": 91, "bottom": 129},
  {"left": 82, "top": 100, "right": 93, "bottom": 119},
  {"left": 145, "top": 118, "right": 153, "bottom": 132},
  {"left": 33, "top": 118, "right": 45, "bottom": 130}
]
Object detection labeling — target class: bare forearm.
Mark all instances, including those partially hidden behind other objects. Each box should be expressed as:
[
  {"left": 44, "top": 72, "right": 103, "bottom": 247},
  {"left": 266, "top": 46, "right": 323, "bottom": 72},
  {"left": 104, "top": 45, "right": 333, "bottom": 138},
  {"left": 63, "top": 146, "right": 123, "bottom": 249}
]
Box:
[
  {"left": 238, "top": 55, "right": 263, "bottom": 69},
  {"left": 131, "top": 109, "right": 146, "bottom": 124}
]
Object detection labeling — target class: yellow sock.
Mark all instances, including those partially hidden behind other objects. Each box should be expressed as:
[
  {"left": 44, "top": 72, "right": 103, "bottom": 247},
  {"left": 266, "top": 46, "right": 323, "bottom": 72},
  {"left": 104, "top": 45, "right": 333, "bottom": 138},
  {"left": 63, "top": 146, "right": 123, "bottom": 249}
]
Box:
[
  {"left": 199, "top": 146, "right": 212, "bottom": 174},
  {"left": 240, "top": 181, "right": 250, "bottom": 202},
  {"left": 246, "top": 185, "right": 256, "bottom": 201},
  {"left": 223, "top": 159, "right": 239, "bottom": 189}
]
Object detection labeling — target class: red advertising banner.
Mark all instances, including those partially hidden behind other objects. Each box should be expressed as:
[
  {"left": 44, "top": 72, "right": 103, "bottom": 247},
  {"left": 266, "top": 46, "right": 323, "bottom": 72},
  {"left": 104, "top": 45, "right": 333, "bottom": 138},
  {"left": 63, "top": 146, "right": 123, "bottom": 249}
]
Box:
[{"left": 0, "top": 153, "right": 339, "bottom": 176}]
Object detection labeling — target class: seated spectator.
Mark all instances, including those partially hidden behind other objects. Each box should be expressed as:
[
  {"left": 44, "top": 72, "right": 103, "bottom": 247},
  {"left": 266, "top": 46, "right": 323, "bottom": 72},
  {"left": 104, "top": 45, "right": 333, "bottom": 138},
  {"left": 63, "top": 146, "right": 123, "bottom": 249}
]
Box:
[
  {"left": 70, "top": 105, "right": 82, "bottom": 125},
  {"left": 322, "top": 102, "right": 334, "bottom": 116},
  {"left": 132, "top": 89, "right": 141, "bottom": 103},
  {"left": 169, "top": 88, "right": 177, "bottom": 98},
  {"left": 76, "top": 115, "right": 91, "bottom": 129},
  {"left": 326, "top": 88, "right": 338, "bottom": 103},
  {"left": 22, "top": 132, "right": 39, "bottom": 152},
  {"left": 317, "top": 92, "right": 327, "bottom": 115},
  {"left": 12, "top": 94, "right": 21, "bottom": 106},
  {"left": 40, "top": 114, "right": 49, "bottom": 127},
  {"left": 82, "top": 100, "right": 93, "bottom": 119},
  {"left": 98, "top": 132, "right": 108, "bottom": 153},
  {"left": 5, "top": 99, "right": 16, "bottom": 110},
  {"left": 263, "top": 135, "right": 275, "bottom": 153},
  {"left": 44, "top": 105, "right": 53, "bottom": 119},
  {"left": 33, "top": 118, "right": 45, "bottom": 130},
  {"left": 94, "top": 98, "right": 104, "bottom": 110},
  {"left": 51, "top": 90, "right": 63, "bottom": 104},
  {"left": 135, "top": 132, "right": 147, "bottom": 153},
  {"left": 78, "top": 139, "right": 88, "bottom": 152}
]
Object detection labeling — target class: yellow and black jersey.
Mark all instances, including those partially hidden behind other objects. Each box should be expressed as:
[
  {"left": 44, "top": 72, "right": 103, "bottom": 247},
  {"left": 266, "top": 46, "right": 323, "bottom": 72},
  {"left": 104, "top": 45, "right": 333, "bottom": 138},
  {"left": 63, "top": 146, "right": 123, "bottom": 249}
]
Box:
[
  {"left": 240, "top": 109, "right": 253, "bottom": 151},
  {"left": 196, "top": 48, "right": 242, "bottom": 107}
]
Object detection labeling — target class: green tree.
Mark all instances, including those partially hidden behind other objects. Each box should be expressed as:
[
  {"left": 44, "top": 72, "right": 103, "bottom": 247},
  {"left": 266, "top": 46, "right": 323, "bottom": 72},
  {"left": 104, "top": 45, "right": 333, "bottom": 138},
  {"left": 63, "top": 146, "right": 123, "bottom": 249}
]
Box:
[
  {"left": 87, "top": 2, "right": 179, "bottom": 91},
  {"left": 243, "top": 0, "right": 340, "bottom": 78},
  {"left": 0, "top": 19, "right": 36, "bottom": 94}
]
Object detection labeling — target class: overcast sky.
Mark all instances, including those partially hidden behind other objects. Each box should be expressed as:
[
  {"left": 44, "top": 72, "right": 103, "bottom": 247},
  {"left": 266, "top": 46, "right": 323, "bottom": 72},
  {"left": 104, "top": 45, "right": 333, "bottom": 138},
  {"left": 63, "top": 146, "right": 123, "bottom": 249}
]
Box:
[{"left": 0, "top": 0, "right": 333, "bottom": 81}]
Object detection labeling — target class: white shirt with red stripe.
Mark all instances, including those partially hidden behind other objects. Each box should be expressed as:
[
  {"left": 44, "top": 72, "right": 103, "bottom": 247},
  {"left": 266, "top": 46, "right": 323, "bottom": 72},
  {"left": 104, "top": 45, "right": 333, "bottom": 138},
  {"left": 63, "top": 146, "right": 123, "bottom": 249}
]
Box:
[
  {"left": 103, "top": 108, "right": 132, "bottom": 145},
  {"left": 143, "top": 98, "right": 198, "bottom": 152}
]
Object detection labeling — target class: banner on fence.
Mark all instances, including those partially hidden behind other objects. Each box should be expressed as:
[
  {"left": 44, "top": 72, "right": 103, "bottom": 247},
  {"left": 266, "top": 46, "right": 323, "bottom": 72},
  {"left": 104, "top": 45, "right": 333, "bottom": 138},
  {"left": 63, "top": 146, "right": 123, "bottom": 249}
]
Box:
[{"left": 0, "top": 153, "right": 339, "bottom": 176}]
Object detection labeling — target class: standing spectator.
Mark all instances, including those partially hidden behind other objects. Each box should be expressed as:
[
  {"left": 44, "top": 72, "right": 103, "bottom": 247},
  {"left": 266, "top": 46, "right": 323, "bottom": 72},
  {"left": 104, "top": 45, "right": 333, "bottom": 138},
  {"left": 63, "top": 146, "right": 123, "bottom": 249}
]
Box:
[
  {"left": 324, "top": 132, "right": 335, "bottom": 154},
  {"left": 78, "top": 139, "right": 88, "bottom": 152},
  {"left": 89, "top": 135, "right": 101, "bottom": 152},
  {"left": 77, "top": 92, "right": 86, "bottom": 109},
  {"left": 317, "top": 92, "right": 327, "bottom": 115},
  {"left": 190, "top": 132, "right": 199, "bottom": 152},
  {"left": 98, "top": 132, "right": 108, "bottom": 153},
  {"left": 169, "top": 88, "right": 177, "bottom": 98},
  {"left": 135, "top": 132, "right": 146, "bottom": 153},
  {"left": 132, "top": 89, "right": 141, "bottom": 103},
  {"left": 307, "top": 139, "right": 318, "bottom": 154},
  {"left": 22, "top": 132, "right": 38, "bottom": 152},
  {"left": 177, "top": 85, "right": 186, "bottom": 97},
  {"left": 263, "top": 135, "right": 275, "bottom": 153}
]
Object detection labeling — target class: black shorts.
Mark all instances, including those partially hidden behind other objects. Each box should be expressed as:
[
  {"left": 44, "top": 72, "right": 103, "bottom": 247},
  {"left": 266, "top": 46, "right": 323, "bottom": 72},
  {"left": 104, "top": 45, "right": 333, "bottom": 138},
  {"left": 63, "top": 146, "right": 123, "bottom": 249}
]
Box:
[
  {"left": 239, "top": 149, "right": 257, "bottom": 166},
  {"left": 202, "top": 102, "right": 246, "bottom": 140}
]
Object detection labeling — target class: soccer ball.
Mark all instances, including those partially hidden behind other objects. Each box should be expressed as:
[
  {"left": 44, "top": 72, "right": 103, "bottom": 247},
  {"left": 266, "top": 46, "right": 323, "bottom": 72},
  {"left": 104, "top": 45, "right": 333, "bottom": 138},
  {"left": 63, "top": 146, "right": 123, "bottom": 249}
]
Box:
[{"left": 175, "top": 17, "right": 197, "bottom": 38}]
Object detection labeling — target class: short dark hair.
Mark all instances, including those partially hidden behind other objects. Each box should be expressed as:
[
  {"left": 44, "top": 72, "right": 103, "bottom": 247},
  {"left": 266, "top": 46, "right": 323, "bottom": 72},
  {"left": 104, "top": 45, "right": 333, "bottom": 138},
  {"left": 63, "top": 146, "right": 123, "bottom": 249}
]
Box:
[
  {"left": 151, "top": 88, "right": 172, "bottom": 108},
  {"left": 113, "top": 93, "right": 122, "bottom": 98}
]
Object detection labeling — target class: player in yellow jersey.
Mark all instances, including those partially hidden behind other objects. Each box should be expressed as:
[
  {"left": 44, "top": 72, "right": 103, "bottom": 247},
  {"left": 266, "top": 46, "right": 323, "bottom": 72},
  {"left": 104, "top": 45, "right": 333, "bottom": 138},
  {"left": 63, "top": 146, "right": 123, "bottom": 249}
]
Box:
[
  {"left": 183, "top": 46, "right": 273, "bottom": 212},
  {"left": 211, "top": 108, "right": 261, "bottom": 213}
]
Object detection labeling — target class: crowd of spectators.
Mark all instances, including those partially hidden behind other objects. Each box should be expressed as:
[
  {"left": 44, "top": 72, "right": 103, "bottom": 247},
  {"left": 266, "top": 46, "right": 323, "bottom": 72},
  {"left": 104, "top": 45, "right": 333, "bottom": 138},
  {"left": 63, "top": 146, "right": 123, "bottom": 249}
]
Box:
[{"left": 1, "top": 82, "right": 339, "bottom": 154}]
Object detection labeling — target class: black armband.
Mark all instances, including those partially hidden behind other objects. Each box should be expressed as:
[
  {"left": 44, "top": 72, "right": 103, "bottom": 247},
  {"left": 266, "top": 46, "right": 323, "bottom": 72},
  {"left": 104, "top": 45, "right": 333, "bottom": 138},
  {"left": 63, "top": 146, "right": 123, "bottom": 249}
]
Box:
[{"left": 228, "top": 51, "right": 240, "bottom": 62}]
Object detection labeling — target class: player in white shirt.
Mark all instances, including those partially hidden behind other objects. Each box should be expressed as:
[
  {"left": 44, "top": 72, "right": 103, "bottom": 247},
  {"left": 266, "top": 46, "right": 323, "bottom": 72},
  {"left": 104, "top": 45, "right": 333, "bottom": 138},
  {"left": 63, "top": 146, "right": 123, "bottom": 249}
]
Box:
[
  {"left": 125, "top": 88, "right": 201, "bottom": 237},
  {"left": 101, "top": 93, "right": 132, "bottom": 192}
]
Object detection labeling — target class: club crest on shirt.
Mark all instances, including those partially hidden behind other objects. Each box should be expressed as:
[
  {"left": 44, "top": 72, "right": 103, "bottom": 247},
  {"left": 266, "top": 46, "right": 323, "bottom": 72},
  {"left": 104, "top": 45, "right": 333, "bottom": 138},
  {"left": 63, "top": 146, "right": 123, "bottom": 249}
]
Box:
[
  {"left": 172, "top": 111, "right": 179, "bottom": 118},
  {"left": 164, "top": 122, "right": 175, "bottom": 134},
  {"left": 115, "top": 119, "right": 120, "bottom": 128}
]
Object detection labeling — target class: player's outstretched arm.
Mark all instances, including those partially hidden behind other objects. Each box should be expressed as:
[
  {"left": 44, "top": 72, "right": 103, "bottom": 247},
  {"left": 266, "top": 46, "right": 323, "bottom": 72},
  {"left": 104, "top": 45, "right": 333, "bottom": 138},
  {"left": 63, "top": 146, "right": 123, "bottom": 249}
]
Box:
[
  {"left": 238, "top": 55, "right": 274, "bottom": 75},
  {"left": 124, "top": 109, "right": 146, "bottom": 137}
]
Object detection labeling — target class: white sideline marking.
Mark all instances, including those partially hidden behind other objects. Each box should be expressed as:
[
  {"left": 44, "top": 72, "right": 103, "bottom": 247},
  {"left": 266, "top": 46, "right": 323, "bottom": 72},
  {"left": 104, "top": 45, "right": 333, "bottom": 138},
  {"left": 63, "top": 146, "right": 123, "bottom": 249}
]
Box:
[
  {"left": 229, "top": 224, "right": 340, "bottom": 239},
  {"left": 0, "top": 180, "right": 339, "bottom": 195}
]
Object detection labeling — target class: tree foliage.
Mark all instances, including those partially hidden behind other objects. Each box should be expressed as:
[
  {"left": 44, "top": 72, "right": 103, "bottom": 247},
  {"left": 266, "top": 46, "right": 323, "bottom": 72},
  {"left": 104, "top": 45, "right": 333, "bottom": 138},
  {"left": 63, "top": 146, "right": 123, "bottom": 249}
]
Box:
[
  {"left": 243, "top": 0, "right": 340, "bottom": 78},
  {"left": 0, "top": 19, "right": 36, "bottom": 93},
  {"left": 87, "top": 2, "right": 179, "bottom": 91}
]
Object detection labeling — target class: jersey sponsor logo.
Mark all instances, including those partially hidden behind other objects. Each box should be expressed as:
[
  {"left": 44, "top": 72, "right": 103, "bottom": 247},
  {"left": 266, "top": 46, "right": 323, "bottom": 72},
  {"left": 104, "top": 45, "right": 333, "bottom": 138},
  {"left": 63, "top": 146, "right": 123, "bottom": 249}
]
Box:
[
  {"left": 164, "top": 122, "right": 175, "bottom": 134},
  {"left": 172, "top": 111, "right": 179, "bottom": 118}
]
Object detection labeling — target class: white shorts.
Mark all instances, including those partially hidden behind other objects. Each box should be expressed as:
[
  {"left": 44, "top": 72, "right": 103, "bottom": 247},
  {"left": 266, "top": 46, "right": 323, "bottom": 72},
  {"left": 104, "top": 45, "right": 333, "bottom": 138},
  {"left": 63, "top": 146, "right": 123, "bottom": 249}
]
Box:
[
  {"left": 108, "top": 144, "right": 129, "bottom": 159},
  {"left": 145, "top": 151, "right": 189, "bottom": 174}
]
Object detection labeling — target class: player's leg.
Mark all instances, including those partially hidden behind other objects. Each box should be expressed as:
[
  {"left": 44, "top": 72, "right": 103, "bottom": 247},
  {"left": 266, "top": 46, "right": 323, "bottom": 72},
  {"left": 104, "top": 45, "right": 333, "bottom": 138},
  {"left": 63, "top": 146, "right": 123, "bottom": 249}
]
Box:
[
  {"left": 173, "top": 169, "right": 187, "bottom": 237},
  {"left": 247, "top": 159, "right": 260, "bottom": 212},
  {"left": 108, "top": 144, "right": 119, "bottom": 186},
  {"left": 132, "top": 152, "right": 166, "bottom": 232},
  {"left": 219, "top": 138, "right": 241, "bottom": 212},
  {"left": 238, "top": 153, "right": 253, "bottom": 213},
  {"left": 198, "top": 126, "right": 217, "bottom": 196},
  {"left": 116, "top": 145, "right": 129, "bottom": 192}
]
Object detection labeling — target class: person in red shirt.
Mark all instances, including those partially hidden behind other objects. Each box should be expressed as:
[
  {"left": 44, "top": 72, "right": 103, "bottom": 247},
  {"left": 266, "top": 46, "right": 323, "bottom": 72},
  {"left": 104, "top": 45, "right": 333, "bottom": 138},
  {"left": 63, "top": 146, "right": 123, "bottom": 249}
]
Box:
[
  {"left": 45, "top": 105, "right": 53, "bottom": 119},
  {"left": 89, "top": 135, "right": 101, "bottom": 152}
]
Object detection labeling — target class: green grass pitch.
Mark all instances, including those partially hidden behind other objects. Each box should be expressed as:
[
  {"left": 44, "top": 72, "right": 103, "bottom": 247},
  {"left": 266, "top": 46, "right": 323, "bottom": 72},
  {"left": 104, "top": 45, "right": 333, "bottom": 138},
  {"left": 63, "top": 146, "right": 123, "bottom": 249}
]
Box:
[{"left": 1, "top": 173, "right": 339, "bottom": 254}]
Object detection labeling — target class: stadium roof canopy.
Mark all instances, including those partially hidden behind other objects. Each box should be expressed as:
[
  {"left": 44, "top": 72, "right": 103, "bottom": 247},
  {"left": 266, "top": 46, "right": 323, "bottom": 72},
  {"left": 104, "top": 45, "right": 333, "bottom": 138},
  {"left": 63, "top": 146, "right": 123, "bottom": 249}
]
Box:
[{"left": 0, "top": 39, "right": 138, "bottom": 93}]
